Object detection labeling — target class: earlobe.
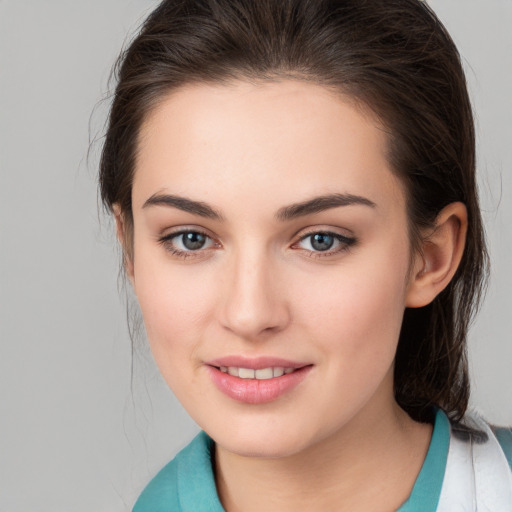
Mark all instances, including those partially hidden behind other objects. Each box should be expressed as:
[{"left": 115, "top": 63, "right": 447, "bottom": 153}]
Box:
[
  {"left": 406, "top": 202, "right": 468, "bottom": 308},
  {"left": 113, "top": 204, "right": 135, "bottom": 283}
]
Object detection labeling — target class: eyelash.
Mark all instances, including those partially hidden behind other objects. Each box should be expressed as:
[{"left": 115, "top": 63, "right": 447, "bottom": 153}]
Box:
[
  {"left": 293, "top": 230, "right": 357, "bottom": 258},
  {"left": 158, "top": 229, "right": 216, "bottom": 259},
  {"left": 158, "top": 229, "right": 357, "bottom": 260}
]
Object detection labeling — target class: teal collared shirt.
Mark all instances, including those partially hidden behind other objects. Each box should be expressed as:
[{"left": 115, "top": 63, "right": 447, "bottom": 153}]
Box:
[{"left": 133, "top": 410, "right": 512, "bottom": 511}]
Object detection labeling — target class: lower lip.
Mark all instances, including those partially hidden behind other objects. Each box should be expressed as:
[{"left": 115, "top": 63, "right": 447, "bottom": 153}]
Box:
[{"left": 206, "top": 365, "right": 312, "bottom": 404}]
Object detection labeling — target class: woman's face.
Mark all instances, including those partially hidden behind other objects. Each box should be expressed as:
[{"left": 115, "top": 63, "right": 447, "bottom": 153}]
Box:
[{"left": 128, "top": 80, "right": 417, "bottom": 457}]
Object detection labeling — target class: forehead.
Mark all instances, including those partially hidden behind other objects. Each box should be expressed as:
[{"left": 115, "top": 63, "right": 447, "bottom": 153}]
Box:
[{"left": 133, "top": 80, "right": 405, "bottom": 217}]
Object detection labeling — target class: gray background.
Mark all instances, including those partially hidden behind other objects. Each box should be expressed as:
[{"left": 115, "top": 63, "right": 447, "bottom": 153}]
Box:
[{"left": 0, "top": 0, "right": 510, "bottom": 510}]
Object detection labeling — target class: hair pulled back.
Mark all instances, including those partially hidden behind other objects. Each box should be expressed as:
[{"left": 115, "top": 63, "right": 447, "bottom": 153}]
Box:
[{"left": 100, "top": 0, "right": 488, "bottom": 422}]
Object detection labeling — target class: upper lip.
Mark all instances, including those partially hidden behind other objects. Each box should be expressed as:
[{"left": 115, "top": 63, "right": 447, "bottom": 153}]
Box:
[{"left": 205, "top": 356, "right": 310, "bottom": 370}]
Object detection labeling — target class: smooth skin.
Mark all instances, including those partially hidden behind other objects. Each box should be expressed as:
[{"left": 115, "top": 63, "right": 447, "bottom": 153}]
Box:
[{"left": 115, "top": 80, "right": 467, "bottom": 512}]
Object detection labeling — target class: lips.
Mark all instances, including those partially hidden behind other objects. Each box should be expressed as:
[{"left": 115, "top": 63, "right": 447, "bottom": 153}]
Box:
[
  {"left": 219, "top": 366, "right": 295, "bottom": 379},
  {"left": 205, "top": 356, "right": 312, "bottom": 404},
  {"left": 207, "top": 356, "right": 308, "bottom": 370}
]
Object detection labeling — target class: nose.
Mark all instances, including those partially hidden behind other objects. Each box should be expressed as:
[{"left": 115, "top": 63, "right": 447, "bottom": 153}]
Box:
[{"left": 218, "top": 247, "right": 290, "bottom": 341}]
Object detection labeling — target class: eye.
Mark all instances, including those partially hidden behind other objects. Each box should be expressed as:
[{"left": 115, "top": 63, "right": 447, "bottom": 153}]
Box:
[
  {"left": 158, "top": 229, "right": 216, "bottom": 258},
  {"left": 179, "top": 232, "right": 209, "bottom": 250},
  {"left": 307, "top": 233, "right": 335, "bottom": 251},
  {"left": 295, "top": 230, "right": 356, "bottom": 257}
]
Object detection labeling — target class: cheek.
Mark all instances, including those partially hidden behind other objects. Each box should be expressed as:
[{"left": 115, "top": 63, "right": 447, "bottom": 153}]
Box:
[
  {"left": 284, "top": 247, "right": 410, "bottom": 424},
  {"left": 131, "top": 247, "right": 215, "bottom": 378},
  {"left": 294, "top": 245, "right": 410, "bottom": 363}
]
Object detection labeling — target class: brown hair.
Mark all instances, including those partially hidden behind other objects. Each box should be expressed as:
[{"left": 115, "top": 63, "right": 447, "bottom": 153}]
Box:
[{"left": 99, "top": 0, "right": 488, "bottom": 422}]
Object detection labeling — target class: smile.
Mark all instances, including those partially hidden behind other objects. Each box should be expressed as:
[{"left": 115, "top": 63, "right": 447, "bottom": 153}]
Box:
[
  {"left": 205, "top": 359, "right": 313, "bottom": 404},
  {"left": 217, "top": 366, "right": 296, "bottom": 379}
]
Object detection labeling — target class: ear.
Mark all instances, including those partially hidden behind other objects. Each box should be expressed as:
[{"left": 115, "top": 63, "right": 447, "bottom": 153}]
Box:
[
  {"left": 406, "top": 202, "right": 468, "bottom": 308},
  {"left": 113, "top": 204, "right": 135, "bottom": 283}
]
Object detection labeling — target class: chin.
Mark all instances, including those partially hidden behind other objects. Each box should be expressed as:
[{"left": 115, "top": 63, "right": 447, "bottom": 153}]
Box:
[{"left": 207, "top": 420, "right": 321, "bottom": 459}]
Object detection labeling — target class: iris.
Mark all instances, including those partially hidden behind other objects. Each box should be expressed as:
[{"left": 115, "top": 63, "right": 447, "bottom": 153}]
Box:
[
  {"left": 311, "top": 233, "right": 334, "bottom": 251},
  {"left": 182, "top": 232, "right": 207, "bottom": 250}
]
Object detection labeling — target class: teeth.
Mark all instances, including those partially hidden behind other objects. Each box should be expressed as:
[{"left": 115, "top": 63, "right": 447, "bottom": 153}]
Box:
[
  {"left": 219, "top": 366, "right": 295, "bottom": 379},
  {"left": 255, "top": 368, "right": 273, "bottom": 380},
  {"left": 239, "top": 368, "right": 255, "bottom": 379},
  {"left": 273, "top": 367, "right": 284, "bottom": 377}
]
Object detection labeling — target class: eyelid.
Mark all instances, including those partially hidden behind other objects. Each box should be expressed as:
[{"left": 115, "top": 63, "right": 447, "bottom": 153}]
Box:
[
  {"left": 294, "top": 224, "right": 355, "bottom": 240},
  {"left": 292, "top": 228, "right": 357, "bottom": 257},
  {"left": 158, "top": 226, "right": 220, "bottom": 258},
  {"left": 158, "top": 224, "right": 218, "bottom": 243},
  {"left": 157, "top": 225, "right": 356, "bottom": 260}
]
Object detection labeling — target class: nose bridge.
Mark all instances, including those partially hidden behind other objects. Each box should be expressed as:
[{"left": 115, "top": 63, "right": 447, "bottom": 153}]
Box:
[{"left": 219, "top": 242, "right": 289, "bottom": 339}]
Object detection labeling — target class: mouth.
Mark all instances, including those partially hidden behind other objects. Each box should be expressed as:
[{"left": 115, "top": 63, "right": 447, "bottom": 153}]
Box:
[
  {"left": 214, "top": 365, "right": 297, "bottom": 379},
  {"left": 205, "top": 358, "right": 313, "bottom": 404}
]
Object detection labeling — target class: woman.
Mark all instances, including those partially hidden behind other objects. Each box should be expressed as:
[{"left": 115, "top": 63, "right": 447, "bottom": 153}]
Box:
[{"left": 99, "top": 0, "right": 512, "bottom": 510}]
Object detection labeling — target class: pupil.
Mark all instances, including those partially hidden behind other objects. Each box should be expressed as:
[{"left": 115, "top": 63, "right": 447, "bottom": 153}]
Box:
[
  {"left": 311, "top": 233, "right": 334, "bottom": 251},
  {"left": 182, "top": 232, "right": 206, "bottom": 250}
]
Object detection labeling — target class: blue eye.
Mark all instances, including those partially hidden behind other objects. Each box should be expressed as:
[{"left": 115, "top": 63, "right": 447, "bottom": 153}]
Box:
[
  {"left": 310, "top": 233, "right": 335, "bottom": 251},
  {"left": 297, "top": 231, "right": 356, "bottom": 256},
  {"left": 180, "top": 232, "right": 207, "bottom": 250},
  {"left": 159, "top": 229, "right": 215, "bottom": 257}
]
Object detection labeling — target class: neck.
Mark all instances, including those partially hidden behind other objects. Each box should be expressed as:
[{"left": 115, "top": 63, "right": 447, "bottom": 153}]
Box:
[{"left": 214, "top": 395, "right": 432, "bottom": 512}]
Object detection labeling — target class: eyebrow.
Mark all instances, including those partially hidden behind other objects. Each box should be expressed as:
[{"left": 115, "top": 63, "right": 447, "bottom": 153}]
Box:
[
  {"left": 142, "top": 192, "right": 376, "bottom": 221},
  {"left": 143, "top": 193, "right": 224, "bottom": 220},
  {"left": 275, "top": 193, "right": 376, "bottom": 221}
]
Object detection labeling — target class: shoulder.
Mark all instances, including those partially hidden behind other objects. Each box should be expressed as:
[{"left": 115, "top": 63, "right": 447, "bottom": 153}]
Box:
[
  {"left": 132, "top": 431, "right": 212, "bottom": 512},
  {"left": 492, "top": 425, "right": 512, "bottom": 471},
  {"left": 132, "top": 458, "right": 179, "bottom": 512},
  {"left": 132, "top": 444, "right": 184, "bottom": 512},
  {"left": 459, "top": 410, "right": 512, "bottom": 471}
]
